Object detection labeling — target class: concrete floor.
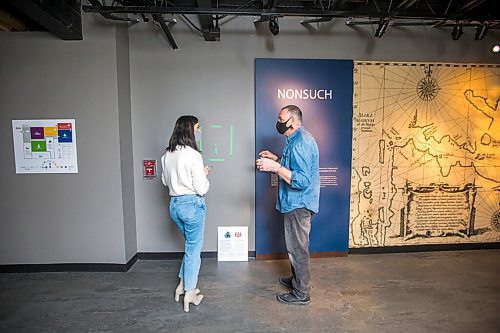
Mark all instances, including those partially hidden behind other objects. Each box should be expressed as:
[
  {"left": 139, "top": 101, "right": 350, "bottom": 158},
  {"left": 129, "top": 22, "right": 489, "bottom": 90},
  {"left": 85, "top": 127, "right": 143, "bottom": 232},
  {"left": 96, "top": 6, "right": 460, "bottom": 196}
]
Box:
[{"left": 0, "top": 250, "right": 499, "bottom": 333}]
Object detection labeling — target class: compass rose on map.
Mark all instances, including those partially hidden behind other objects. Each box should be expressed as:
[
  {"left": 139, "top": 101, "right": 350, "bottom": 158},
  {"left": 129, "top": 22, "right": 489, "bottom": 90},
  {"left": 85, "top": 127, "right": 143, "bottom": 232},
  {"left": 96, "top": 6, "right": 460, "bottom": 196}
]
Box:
[
  {"left": 417, "top": 66, "right": 440, "bottom": 101},
  {"left": 492, "top": 209, "right": 500, "bottom": 232}
]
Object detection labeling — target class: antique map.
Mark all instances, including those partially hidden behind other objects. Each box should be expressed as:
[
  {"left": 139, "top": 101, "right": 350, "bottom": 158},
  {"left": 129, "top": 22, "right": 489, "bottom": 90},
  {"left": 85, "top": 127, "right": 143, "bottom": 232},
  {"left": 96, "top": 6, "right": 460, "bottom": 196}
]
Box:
[{"left": 350, "top": 62, "right": 499, "bottom": 247}]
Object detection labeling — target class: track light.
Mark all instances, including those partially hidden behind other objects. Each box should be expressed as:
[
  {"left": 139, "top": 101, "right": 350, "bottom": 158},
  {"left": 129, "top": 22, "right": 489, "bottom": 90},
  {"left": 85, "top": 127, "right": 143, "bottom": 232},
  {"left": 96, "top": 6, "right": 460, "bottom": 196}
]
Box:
[
  {"left": 375, "top": 19, "right": 389, "bottom": 38},
  {"left": 451, "top": 23, "right": 463, "bottom": 40},
  {"left": 474, "top": 24, "right": 488, "bottom": 40},
  {"left": 269, "top": 16, "right": 279, "bottom": 36}
]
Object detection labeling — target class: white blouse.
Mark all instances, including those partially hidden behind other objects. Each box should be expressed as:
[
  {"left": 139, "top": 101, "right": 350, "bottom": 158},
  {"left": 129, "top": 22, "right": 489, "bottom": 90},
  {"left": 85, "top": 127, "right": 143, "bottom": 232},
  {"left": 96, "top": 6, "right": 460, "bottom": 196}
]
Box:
[{"left": 161, "top": 145, "right": 210, "bottom": 196}]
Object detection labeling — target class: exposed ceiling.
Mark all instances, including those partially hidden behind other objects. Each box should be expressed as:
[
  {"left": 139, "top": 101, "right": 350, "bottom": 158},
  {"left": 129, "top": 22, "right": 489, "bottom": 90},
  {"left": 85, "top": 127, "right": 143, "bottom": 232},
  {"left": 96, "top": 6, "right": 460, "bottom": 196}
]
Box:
[
  {"left": 0, "top": 0, "right": 82, "bottom": 39},
  {"left": 1, "top": 0, "right": 499, "bottom": 49},
  {"left": 0, "top": 2, "right": 44, "bottom": 32}
]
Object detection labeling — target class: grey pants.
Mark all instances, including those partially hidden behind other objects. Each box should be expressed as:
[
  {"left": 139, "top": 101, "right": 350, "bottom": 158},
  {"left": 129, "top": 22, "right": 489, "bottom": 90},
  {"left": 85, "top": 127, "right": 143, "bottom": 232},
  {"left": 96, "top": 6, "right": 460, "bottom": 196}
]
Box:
[{"left": 284, "top": 208, "right": 313, "bottom": 298}]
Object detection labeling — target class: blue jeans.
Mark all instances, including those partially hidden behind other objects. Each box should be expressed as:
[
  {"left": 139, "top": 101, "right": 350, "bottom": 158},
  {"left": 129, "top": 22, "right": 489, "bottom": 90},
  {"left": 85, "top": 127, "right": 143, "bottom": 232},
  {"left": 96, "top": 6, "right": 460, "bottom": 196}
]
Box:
[
  {"left": 284, "top": 208, "right": 313, "bottom": 299},
  {"left": 169, "top": 194, "right": 206, "bottom": 291}
]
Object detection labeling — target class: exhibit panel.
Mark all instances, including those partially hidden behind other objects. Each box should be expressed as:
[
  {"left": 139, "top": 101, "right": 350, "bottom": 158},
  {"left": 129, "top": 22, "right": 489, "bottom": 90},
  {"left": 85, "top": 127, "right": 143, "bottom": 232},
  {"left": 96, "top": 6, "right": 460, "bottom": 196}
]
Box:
[
  {"left": 255, "top": 58, "right": 353, "bottom": 257},
  {"left": 350, "top": 62, "right": 500, "bottom": 248}
]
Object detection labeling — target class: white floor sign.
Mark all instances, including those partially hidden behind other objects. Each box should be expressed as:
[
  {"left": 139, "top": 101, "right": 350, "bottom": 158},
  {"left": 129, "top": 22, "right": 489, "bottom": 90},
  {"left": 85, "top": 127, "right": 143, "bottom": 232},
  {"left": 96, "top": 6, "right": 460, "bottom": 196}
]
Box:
[{"left": 217, "top": 226, "right": 248, "bottom": 261}]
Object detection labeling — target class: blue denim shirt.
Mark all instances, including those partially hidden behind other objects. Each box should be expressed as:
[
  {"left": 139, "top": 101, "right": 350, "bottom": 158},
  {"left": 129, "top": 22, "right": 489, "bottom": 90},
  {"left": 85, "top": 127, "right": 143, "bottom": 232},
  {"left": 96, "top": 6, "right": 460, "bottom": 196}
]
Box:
[{"left": 276, "top": 126, "right": 320, "bottom": 214}]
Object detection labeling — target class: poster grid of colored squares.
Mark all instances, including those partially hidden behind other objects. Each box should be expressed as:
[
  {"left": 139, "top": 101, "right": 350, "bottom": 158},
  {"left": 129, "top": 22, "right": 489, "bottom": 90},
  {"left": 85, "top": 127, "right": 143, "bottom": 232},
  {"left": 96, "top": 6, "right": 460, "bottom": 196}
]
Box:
[{"left": 12, "top": 119, "right": 78, "bottom": 174}]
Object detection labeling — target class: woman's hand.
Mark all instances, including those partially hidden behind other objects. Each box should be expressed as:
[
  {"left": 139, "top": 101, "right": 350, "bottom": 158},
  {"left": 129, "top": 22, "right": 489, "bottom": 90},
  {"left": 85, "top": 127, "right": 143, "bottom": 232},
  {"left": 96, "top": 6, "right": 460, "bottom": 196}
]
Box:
[{"left": 204, "top": 165, "right": 211, "bottom": 176}]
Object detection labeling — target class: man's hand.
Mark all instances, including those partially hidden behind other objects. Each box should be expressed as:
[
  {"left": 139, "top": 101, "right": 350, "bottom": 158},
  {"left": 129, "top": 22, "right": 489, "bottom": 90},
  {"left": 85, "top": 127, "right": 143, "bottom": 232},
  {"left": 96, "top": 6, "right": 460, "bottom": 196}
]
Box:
[
  {"left": 256, "top": 158, "right": 280, "bottom": 173},
  {"left": 259, "top": 150, "right": 278, "bottom": 162}
]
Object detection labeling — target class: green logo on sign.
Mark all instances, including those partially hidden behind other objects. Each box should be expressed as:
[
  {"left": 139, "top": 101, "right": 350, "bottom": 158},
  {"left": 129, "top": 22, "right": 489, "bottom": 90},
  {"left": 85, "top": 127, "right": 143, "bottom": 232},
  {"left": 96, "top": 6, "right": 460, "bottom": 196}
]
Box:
[{"left": 31, "top": 140, "right": 47, "bottom": 152}]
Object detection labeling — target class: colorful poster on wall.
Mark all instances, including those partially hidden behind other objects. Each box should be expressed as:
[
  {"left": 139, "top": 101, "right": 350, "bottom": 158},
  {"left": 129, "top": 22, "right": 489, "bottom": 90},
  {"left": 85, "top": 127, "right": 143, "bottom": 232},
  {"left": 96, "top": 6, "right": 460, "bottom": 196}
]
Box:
[
  {"left": 350, "top": 62, "right": 500, "bottom": 248},
  {"left": 255, "top": 59, "right": 353, "bottom": 257},
  {"left": 12, "top": 119, "right": 78, "bottom": 174}
]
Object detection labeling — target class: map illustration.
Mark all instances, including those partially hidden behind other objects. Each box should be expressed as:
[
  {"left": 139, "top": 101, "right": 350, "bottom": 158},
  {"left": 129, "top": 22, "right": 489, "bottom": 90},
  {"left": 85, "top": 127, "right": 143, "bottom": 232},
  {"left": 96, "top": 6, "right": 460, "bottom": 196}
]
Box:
[
  {"left": 350, "top": 62, "right": 499, "bottom": 247},
  {"left": 12, "top": 119, "right": 78, "bottom": 174}
]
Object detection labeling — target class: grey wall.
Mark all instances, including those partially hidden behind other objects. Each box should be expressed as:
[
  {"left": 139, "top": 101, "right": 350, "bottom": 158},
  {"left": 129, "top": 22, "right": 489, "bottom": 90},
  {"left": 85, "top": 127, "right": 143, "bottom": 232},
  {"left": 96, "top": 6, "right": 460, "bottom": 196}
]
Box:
[
  {"left": 0, "top": 16, "right": 132, "bottom": 264},
  {"left": 128, "top": 16, "right": 499, "bottom": 253},
  {"left": 1, "top": 13, "right": 498, "bottom": 264}
]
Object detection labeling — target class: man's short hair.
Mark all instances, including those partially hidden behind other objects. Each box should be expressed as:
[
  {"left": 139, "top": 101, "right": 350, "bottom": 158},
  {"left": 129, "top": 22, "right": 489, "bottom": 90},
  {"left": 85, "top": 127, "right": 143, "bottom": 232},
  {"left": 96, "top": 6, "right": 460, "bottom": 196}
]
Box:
[{"left": 281, "top": 105, "right": 303, "bottom": 124}]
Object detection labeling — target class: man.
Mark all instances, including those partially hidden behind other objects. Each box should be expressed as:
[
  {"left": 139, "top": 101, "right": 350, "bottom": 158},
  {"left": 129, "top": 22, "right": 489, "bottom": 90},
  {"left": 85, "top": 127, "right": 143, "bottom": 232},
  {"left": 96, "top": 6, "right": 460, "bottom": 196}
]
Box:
[{"left": 256, "top": 104, "right": 320, "bottom": 306}]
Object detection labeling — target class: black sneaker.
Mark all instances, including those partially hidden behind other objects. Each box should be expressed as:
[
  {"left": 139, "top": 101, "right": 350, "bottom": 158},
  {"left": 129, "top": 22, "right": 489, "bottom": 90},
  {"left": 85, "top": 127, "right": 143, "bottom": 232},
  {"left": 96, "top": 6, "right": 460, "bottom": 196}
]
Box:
[
  {"left": 276, "top": 292, "right": 311, "bottom": 306},
  {"left": 278, "top": 276, "right": 293, "bottom": 289}
]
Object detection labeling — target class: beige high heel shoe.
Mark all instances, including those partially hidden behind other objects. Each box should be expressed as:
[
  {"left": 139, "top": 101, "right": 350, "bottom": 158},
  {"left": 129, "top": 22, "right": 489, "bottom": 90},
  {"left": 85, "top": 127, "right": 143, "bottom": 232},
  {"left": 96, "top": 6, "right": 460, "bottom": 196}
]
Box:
[
  {"left": 174, "top": 279, "right": 184, "bottom": 302},
  {"left": 183, "top": 288, "right": 203, "bottom": 313}
]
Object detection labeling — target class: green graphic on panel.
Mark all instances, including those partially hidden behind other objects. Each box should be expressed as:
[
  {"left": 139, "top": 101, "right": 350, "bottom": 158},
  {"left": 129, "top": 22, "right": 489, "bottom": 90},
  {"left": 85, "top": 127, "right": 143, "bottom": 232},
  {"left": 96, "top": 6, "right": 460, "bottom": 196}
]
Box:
[
  {"left": 199, "top": 124, "right": 234, "bottom": 163},
  {"left": 31, "top": 140, "right": 47, "bottom": 152}
]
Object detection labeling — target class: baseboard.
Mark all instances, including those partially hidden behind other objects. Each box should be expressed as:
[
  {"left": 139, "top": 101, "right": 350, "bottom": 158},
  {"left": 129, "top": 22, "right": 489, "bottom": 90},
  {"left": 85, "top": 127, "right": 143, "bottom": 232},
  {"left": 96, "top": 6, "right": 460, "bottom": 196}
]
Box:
[
  {"left": 256, "top": 243, "right": 500, "bottom": 259},
  {"left": 137, "top": 251, "right": 256, "bottom": 260},
  {"left": 0, "top": 254, "right": 138, "bottom": 274},
  {"left": 126, "top": 253, "right": 138, "bottom": 270},
  {"left": 348, "top": 242, "right": 500, "bottom": 254},
  {"left": 3, "top": 244, "right": 496, "bottom": 273},
  {"left": 256, "top": 251, "right": 348, "bottom": 260},
  {"left": 0, "top": 262, "right": 129, "bottom": 273},
  {"left": 311, "top": 251, "right": 349, "bottom": 258},
  {"left": 256, "top": 253, "right": 289, "bottom": 260},
  {"left": 0, "top": 251, "right": 258, "bottom": 273}
]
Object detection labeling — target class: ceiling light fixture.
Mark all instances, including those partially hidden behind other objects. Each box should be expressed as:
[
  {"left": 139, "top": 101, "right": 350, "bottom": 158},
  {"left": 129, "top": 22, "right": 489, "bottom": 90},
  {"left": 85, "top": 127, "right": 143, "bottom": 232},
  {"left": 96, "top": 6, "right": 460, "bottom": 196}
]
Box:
[
  {"left": 375, "top": 18, "right": 389, "bottom": 38},
  {"left": 474, "top": 23, "right": 488, "bottom": 40},
  {"left": 451, "top": 23, "right": 463, "bottom": 40},
  {"left": 269, "top": 16, "right": 279, "bottom": 36},
  {"left": 492, "top": 44, "right": 500, "bottom": 53}
]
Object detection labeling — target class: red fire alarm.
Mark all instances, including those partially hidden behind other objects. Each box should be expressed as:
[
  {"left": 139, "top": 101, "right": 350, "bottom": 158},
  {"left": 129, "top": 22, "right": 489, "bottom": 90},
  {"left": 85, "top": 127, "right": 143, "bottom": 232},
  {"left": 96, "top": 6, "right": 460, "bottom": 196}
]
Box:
[{"left": 142, "top": 159, "right": 157, "bottom": 180}]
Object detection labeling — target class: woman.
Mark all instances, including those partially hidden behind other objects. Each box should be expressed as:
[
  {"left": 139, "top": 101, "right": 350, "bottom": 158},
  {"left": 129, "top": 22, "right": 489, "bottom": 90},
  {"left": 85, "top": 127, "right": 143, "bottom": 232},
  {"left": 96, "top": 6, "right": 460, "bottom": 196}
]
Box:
[{"left": 161, "top": 115, "right": 210, "bottom": 313}]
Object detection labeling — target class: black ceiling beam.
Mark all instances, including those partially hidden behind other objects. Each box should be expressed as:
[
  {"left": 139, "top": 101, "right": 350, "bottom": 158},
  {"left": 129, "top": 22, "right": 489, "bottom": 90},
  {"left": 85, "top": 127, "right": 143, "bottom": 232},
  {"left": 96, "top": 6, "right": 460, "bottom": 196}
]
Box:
[
  {"left": 152, "top": 14, "right": 178, "bottom": 49},
  {"left": 444, "top": 0, "right": 494, "bottom": 22},
  {"left": 82, "top": 5, "right": 356, "bottom": 17},
  {"left": 87, "top": 0, "right": 139, "bottom": 22},
  {"left": 254, "top": 0, "right": 279, "bottom": 22},
  {"left": 82, "top": 4, "right": 497, "bottom": 22},
  {"left": 444, "top": 0, "right": 453, "bottom": 16},
  {"left": 197, "top": 0, "right": 219, "bottom": 41},
  {"left": 266, "top": 0, "right": 279, "bottom": 9},
  {"left": 396, "top": 0, "right": 418, "bottom": 10},
  {"left": 457, "top": 0, "right": 489, "bottom": 12},
  {"left": 6, "top": 0, "right": 82, "bottom": 40},
  {"left": 300, "top": 17, "right": 333, "bottom": 24},
  {"left": 331, "top": 0, "right": 349, "bottom": 10},
  {"left": 79, "top": 6, "right": 398, "bottom": 18}
]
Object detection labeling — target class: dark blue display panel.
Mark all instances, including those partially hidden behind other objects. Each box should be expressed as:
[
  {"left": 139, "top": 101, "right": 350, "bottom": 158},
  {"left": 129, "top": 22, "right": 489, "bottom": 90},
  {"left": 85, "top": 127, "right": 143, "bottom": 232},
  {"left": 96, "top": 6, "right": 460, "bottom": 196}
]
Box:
[{"left": 255, "top": 58, "right": 353, "bottom": 255}]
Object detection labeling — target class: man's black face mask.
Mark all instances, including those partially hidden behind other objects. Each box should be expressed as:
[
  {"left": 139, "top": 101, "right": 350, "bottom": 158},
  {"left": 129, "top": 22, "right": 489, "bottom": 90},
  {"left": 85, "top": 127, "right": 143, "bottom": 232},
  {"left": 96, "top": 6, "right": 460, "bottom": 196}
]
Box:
[{"left": 276, "top": 117, "right": 292, "bottom": 135}]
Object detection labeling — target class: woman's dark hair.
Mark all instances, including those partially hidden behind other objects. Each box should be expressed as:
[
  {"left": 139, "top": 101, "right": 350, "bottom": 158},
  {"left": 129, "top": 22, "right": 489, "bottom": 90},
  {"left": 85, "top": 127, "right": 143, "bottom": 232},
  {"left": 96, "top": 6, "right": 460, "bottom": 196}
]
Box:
[{"left": 166, "top": 115, "right": 199, "bottom": 152}]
